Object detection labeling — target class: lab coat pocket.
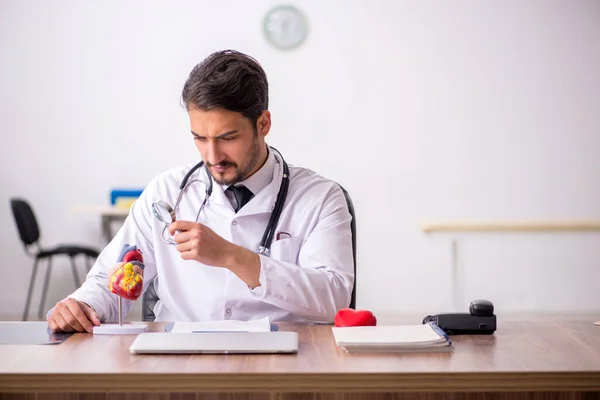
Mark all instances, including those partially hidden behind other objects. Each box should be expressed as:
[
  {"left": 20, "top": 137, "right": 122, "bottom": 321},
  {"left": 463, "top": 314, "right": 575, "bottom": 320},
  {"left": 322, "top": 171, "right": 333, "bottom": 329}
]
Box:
[{"left": 268, "top": 236, "right": 304, "bottom": 265}]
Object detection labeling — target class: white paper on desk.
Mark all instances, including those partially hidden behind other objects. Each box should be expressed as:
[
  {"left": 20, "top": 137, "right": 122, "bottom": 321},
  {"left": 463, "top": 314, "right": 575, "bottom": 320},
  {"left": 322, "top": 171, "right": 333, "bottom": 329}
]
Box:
[
  {"left": 332, "top": 323, "right": 449, "bottom": 348},
  {"left": 171, "top": 317, "right": 271, "bottom": 333}
]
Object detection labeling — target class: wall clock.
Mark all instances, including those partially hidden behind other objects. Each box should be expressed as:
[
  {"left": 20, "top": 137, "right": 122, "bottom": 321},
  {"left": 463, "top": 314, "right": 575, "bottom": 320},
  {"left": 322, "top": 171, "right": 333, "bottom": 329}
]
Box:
[{"left": 263, "top": 5, "right": 308, "bottom": 50}]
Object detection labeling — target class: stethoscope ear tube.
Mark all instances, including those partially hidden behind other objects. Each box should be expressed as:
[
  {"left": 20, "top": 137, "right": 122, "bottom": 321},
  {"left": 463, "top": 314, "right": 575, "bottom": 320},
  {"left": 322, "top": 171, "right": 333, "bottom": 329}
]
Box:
[
  {"left": 258, "top": 147, "right": 289, "bottom": 253},
  {"left": 180, "top": 161, "right": 205, "bottom": 190}
]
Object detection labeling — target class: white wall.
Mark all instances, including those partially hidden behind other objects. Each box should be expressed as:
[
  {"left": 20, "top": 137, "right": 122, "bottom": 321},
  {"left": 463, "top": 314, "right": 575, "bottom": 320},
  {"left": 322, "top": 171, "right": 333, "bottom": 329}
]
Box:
[{"left": 1, "top": 0, "right": 599, "bottom": 321}]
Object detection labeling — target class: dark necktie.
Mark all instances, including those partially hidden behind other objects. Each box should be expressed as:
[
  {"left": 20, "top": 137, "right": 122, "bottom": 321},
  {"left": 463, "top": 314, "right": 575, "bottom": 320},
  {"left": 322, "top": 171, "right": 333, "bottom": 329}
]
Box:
[{"left": 227, "top": 185, "right": 254, "bottom": 212}]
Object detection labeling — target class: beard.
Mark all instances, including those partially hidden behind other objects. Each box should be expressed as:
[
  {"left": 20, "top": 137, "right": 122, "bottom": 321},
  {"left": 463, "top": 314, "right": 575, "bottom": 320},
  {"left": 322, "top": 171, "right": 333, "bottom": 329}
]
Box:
[{"left": 206, "top": 138, "right": 262, "bottom": 186}]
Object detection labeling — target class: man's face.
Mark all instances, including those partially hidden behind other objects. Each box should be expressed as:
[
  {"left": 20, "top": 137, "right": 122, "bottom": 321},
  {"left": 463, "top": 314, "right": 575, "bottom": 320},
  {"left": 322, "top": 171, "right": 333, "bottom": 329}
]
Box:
[{"left": 188, "top": 108, "right": 271, "bottom": 185}]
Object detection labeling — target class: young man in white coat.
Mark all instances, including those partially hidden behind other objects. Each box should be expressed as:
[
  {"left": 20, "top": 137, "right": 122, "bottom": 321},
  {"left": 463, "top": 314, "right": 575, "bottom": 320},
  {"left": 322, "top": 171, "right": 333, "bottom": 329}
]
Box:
[{"left": 47, "top": 50, "right": 355, "bottom": 333}]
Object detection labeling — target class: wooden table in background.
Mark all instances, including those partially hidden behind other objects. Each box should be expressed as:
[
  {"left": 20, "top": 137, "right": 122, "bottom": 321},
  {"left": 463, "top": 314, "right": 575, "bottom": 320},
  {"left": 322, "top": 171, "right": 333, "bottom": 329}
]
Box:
[
  {"left": 72, "top": 206, "right": 130, "bottom": 243},
  {"left": 420, "top": 220, "right": 600, "bottom": 234},
  {"left": 1, "top": 319, "right": 600, "bottom": 400},
  {"left": 420, "top": 220, "right": 600, "bottom": 311}
]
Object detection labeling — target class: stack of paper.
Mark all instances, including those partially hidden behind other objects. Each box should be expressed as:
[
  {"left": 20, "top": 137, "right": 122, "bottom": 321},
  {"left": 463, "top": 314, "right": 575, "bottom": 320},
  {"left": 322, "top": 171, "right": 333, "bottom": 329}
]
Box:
[
  {"left": 332, "top": 322, "right": 453, "bottom": 353},
  {"left": 171, "top": 317, "right": 271, "bottom": 333}
]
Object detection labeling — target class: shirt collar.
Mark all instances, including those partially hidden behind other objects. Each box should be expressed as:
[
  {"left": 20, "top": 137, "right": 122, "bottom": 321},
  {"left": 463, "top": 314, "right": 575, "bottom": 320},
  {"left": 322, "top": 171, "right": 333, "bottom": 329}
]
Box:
[{"left": 220, "top": 146, "right": 275, "bottom": 196}]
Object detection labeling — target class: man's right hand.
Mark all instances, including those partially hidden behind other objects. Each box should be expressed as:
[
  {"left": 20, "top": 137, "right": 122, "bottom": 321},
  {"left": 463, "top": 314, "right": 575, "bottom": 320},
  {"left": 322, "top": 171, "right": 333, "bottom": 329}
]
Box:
[{"left": 48, "top": 298, "right": 101, "bottom": 333}]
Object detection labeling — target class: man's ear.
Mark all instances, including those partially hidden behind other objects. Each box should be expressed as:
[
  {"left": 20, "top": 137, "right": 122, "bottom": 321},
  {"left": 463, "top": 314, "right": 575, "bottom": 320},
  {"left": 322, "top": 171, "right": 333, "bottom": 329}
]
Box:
[{"left": 256, "top": 110, "right": 271, "bottom": 138}]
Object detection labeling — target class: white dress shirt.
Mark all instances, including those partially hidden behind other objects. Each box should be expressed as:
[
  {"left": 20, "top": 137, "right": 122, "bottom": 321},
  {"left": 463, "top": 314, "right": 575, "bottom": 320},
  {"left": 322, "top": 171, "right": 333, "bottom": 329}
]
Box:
[
  {"left": 51, "top": 146, "right": 354, "bottom": 323},
  {"left": 221, "top": 147, "right": 275, "bottom": 212}
]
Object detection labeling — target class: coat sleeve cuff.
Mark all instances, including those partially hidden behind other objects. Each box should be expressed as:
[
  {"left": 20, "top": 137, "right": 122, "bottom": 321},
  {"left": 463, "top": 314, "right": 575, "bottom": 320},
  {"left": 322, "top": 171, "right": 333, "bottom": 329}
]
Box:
[{"left": 248, "top": 255, "right": 272, "bottom": 299}]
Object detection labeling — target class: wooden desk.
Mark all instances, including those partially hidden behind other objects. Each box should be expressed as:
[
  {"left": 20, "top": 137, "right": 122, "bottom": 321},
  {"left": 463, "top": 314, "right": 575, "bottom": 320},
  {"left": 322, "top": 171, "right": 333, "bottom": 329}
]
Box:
[{"left": 1, "top": 319, "right": 600, "bottom": 399}]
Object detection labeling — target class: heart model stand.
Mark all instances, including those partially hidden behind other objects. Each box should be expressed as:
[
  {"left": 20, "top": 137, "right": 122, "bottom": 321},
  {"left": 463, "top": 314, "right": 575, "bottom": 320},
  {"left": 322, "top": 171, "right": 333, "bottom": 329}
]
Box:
[{"left": 93, "top": 244, "right": 148, "bottom": 335}]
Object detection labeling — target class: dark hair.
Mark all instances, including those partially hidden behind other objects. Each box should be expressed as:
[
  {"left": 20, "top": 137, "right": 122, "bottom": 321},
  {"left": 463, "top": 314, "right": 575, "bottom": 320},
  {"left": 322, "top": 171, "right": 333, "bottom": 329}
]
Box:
[{"left": 181, "top": 50, "right": 269, "bottom": 127}]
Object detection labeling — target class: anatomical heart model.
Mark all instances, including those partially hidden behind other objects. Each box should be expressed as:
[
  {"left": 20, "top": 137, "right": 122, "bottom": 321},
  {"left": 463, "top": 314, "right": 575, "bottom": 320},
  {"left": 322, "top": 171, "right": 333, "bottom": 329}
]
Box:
[
  {"left": 92, "top": 244, "right": 149, "bottom": 335},
  {"left": 109, "top": 245, "right": 145, "bottom": 301}
]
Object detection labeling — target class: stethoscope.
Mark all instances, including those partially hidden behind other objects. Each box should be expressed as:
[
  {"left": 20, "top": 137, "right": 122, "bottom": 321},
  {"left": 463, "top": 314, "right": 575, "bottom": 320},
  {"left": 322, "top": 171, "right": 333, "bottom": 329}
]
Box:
[{"left": 150, "top": 146, "right": 289, "bottom": 257}]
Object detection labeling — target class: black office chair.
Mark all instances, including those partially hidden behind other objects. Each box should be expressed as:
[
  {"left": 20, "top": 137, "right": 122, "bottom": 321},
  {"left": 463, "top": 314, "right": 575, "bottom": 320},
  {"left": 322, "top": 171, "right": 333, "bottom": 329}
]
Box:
[
  {"left": 10, "top": 198, "right": 100, "bottom": 321},
  {"left": 141, "top": 184, "right": 357, "bottom": 322},
  {"left": 339, "top": 185, "right": 357, "bottom": 310}
]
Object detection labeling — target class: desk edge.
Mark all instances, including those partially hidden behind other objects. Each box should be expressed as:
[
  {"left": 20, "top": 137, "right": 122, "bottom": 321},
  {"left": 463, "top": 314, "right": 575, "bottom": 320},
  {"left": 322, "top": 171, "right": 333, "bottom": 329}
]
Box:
[{"left": 1, "top": 372, "right": 600, "bottom": 393}]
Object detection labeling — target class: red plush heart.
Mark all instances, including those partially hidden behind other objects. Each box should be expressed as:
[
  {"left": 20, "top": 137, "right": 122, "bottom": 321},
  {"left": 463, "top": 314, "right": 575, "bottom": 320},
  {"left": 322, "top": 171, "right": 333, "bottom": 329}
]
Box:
[{"left": 334, "top": 308, "right": 377, "bottom": 327}]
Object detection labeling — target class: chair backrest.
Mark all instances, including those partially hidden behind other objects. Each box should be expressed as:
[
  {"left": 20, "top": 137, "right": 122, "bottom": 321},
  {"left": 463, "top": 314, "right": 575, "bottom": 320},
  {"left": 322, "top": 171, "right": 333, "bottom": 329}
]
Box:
[
  {"left": 142, "top": 278, "right": 159, "bottom": 322},
  {"left": 141, "top": 183, "right": 357, "bottom": 321},
  {"left": 337, "top": 184, "right": 357, "bottom": 309},
  {"left": 10, "top": 198, "right": 41, "bottom": 246}
]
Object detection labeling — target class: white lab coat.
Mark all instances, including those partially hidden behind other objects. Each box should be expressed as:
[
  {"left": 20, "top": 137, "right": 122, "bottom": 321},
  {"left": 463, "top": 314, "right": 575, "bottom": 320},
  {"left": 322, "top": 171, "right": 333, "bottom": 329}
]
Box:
[{"left": 59, "top": 150, "right": 354, "bottom": 323}]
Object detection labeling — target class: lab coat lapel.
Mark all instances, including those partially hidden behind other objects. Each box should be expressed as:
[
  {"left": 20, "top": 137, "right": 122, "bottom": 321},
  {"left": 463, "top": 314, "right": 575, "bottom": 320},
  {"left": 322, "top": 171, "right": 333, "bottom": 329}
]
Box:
[
  {"left": 195, "top": 164, "right": 230, "bottom": 208},
  {"left": 207, "top": 182, "right": 230, "bottom": 207}
]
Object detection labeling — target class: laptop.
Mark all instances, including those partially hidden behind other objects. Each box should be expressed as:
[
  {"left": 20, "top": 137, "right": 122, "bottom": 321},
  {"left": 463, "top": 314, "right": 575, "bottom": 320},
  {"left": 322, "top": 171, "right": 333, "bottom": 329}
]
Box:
[{"left": 129, "top": 331, "right": 299, "bottom": 354}]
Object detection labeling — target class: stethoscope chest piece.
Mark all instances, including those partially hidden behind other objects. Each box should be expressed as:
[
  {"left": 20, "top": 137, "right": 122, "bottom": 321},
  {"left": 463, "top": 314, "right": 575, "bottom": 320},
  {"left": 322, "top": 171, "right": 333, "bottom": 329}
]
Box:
[{"left": 152, "top": 200, "right": 176, "bottom": 225}]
